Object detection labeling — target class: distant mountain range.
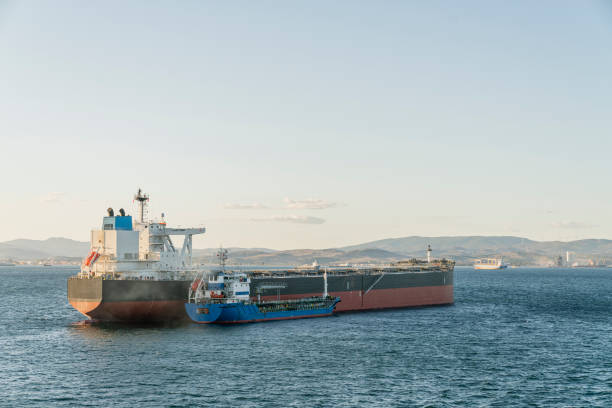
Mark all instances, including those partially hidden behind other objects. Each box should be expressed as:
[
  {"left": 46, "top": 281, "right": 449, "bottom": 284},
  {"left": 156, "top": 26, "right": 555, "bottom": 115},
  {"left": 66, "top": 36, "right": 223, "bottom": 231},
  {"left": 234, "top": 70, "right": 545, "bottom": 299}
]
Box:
[
  {"left": 339, "top": 236, "right": 612, "bottom": 266},
  {"left": 193, "top": 247, "right": 404, "bottom": 266},
  {"left": 3, "top": 236, "right": 612, "bottom": 266},
  {"left": 0, "top": 238, "right": 89, "bottom": 261}
]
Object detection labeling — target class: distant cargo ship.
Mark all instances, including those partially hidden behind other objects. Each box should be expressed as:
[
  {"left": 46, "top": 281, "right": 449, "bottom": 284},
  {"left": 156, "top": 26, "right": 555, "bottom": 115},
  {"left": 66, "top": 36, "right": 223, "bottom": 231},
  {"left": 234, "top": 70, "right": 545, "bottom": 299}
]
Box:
[
  {"left": 474, "top": 258, "right": 507, "bottom": 270},
  {"left": 67, "top": 190, "right": 454, "bottom": 322}
]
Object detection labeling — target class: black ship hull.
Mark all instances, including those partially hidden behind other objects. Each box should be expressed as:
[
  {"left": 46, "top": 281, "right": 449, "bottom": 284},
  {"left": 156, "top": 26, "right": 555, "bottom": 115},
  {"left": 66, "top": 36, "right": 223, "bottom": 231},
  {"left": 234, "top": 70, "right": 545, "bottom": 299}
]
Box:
[{"left": 68, "top": 269, "right": 454, "bottom": 322}]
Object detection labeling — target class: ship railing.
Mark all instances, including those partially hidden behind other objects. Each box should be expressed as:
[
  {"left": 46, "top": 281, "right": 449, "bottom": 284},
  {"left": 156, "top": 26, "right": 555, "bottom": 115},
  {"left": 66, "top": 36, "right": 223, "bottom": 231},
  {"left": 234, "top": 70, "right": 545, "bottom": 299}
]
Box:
[{"left": 189, "top": 298, "right": 235, "bottom": 305}]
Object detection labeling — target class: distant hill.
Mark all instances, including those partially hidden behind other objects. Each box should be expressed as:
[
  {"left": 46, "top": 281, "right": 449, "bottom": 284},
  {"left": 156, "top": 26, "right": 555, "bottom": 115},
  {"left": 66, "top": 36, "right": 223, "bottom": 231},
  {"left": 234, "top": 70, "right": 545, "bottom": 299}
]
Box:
[
  {"left": 341, "top": 236, "right": 531, "bottom": 254},
  {"left": 0, "top": 238, "right": 89, "bottom": 260},
  {"left": 192, "top": 247, "right": 277, "bottom": 259},
  {"left": 340, "top": 236, "right": 612, "bottom": 266},
  {"left": 3, "top": 235, "right": 612, "bottom": 266},
  {"left": 193, "top": 248, "right": 404, "bottom": 266}
]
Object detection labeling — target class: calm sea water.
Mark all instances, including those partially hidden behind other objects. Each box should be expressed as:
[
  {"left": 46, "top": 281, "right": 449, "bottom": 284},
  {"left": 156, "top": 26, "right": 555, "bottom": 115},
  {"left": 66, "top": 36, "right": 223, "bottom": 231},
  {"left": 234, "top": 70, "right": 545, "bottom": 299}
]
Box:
[{"left": 0, "top": 266, "right": 610, "bottom": 407}]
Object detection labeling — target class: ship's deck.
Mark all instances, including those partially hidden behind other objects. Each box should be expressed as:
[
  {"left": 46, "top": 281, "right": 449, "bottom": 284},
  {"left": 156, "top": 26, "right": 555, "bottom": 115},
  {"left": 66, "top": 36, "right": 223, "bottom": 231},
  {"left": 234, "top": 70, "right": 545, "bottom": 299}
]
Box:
[
  {"left": 247, "top": 261, "right": 455, "bottom": 277},
  {"left": 70, "top": 259, "right": 454, "bottom": 280}
]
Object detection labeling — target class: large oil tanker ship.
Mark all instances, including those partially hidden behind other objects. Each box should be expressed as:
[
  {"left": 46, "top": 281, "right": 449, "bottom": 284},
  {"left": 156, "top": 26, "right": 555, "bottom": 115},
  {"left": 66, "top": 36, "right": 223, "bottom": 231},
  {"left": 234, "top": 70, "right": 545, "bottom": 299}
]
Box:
[{"left": 68, "top": 190, "right": 454, "bottom": 322}]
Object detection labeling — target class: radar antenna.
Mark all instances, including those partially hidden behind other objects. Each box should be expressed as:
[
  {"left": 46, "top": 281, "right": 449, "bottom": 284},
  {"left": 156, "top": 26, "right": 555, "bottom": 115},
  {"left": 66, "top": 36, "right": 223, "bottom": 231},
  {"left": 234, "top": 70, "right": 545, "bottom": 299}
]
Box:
[{"left": 133, "top": 188, "right": 149, "bottom": 223}]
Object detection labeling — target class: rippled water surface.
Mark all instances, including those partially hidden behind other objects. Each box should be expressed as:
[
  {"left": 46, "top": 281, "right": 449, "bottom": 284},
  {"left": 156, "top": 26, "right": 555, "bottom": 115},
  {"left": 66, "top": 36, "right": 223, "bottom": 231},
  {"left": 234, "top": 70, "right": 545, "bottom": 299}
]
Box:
[{"left": 0, "top": 266, "right": 610, "bottom": 407}]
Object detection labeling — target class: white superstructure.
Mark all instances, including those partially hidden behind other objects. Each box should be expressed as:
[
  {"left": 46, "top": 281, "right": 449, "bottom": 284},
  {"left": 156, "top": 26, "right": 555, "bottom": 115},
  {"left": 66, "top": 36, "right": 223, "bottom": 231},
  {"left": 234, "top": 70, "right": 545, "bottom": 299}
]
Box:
[
  {"left": 189, "top": 272, "right": 252, "bottom": 303},
  {"left": 79, "top": 189, "right": 206, "bottom": 280},
  {"left": 189, "top": 248, "right": 251, "bottom": 304}
]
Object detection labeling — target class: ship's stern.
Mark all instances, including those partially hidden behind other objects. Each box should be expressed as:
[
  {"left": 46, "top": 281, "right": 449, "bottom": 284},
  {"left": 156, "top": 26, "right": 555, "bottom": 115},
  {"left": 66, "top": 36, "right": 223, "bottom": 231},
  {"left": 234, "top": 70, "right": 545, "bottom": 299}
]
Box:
[{"left": 67, "top": 277, "right": 103, "bottom": 319}]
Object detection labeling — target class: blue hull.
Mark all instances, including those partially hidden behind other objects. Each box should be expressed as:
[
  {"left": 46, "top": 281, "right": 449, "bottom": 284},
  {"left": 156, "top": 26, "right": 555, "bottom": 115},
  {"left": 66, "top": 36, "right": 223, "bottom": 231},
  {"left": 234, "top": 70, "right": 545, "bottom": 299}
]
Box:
[{"left": 185, "top": 298, "right": 340, "bottom": 324}]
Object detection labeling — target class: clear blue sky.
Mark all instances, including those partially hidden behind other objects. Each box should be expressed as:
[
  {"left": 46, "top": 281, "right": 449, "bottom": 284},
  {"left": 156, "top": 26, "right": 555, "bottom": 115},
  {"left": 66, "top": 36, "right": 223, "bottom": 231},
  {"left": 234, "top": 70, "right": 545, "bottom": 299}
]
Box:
[{"left": 1, "top": 1, "right": 611, "bottom": 249}]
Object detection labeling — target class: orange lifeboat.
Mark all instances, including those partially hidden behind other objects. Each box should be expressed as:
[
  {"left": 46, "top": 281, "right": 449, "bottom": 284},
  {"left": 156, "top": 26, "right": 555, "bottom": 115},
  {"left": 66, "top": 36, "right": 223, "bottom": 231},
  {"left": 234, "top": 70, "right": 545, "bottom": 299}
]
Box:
[
  {"left": 84, "top": 251, "right": 100, "bottom": 267},
  {"left": 90, "top": 252, "right": 100, "bottom": 266},
  {"left": 191, "top": 279, "right": 201, "bottom": 291},
  {"left": 84, "top": 252, "right": 96, "bottom": 266}
]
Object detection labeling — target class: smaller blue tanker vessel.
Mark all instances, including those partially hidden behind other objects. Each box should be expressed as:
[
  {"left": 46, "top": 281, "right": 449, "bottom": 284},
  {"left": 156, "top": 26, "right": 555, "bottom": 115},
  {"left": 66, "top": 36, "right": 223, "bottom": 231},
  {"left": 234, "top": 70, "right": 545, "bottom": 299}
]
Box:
[{"left": 185, "top": 250, "right": 340, "bottom": 324}]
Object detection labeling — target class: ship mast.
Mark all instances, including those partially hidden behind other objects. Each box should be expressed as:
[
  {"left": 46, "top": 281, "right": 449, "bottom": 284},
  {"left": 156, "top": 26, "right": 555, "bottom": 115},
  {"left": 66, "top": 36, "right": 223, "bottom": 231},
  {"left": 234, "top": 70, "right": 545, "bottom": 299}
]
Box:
[
  {"left": 217, "top": 247, "right": 228, "bottom": 272},
  {"left": 134, "top": 188, "right": 149, "bottom": 223},
  {"left": 323, "top": 268, "right": 328, "bottom": 298}
]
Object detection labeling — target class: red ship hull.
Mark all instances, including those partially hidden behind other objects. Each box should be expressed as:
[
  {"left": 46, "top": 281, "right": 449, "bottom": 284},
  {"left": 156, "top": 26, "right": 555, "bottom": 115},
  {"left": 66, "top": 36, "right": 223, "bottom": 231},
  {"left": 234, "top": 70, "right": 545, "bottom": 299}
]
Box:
[{"left": 258, "top": 285, "right": 453, "bottom": 312}]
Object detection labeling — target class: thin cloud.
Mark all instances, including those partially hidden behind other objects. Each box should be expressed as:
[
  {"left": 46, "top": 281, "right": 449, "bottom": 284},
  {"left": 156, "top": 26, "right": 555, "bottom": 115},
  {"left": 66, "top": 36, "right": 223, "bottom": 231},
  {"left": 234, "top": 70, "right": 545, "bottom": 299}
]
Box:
[
  {"left": 551, "top": 221, "right": 596, "bottom": 229},
  {"left": 252, "top": 215, "right": 326, "bottom": 224},
  {"left": 41, "top": 192, "right": 66, "bottom": 203},
  {"left": 420, "top": 215, "right": 469, "bottom": 221},
  {"left": 284, "top": 198, "right": 338, "bottom": 210},
  {"left": 224, "top": 202, "right": 268, "bottom": 210}
]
